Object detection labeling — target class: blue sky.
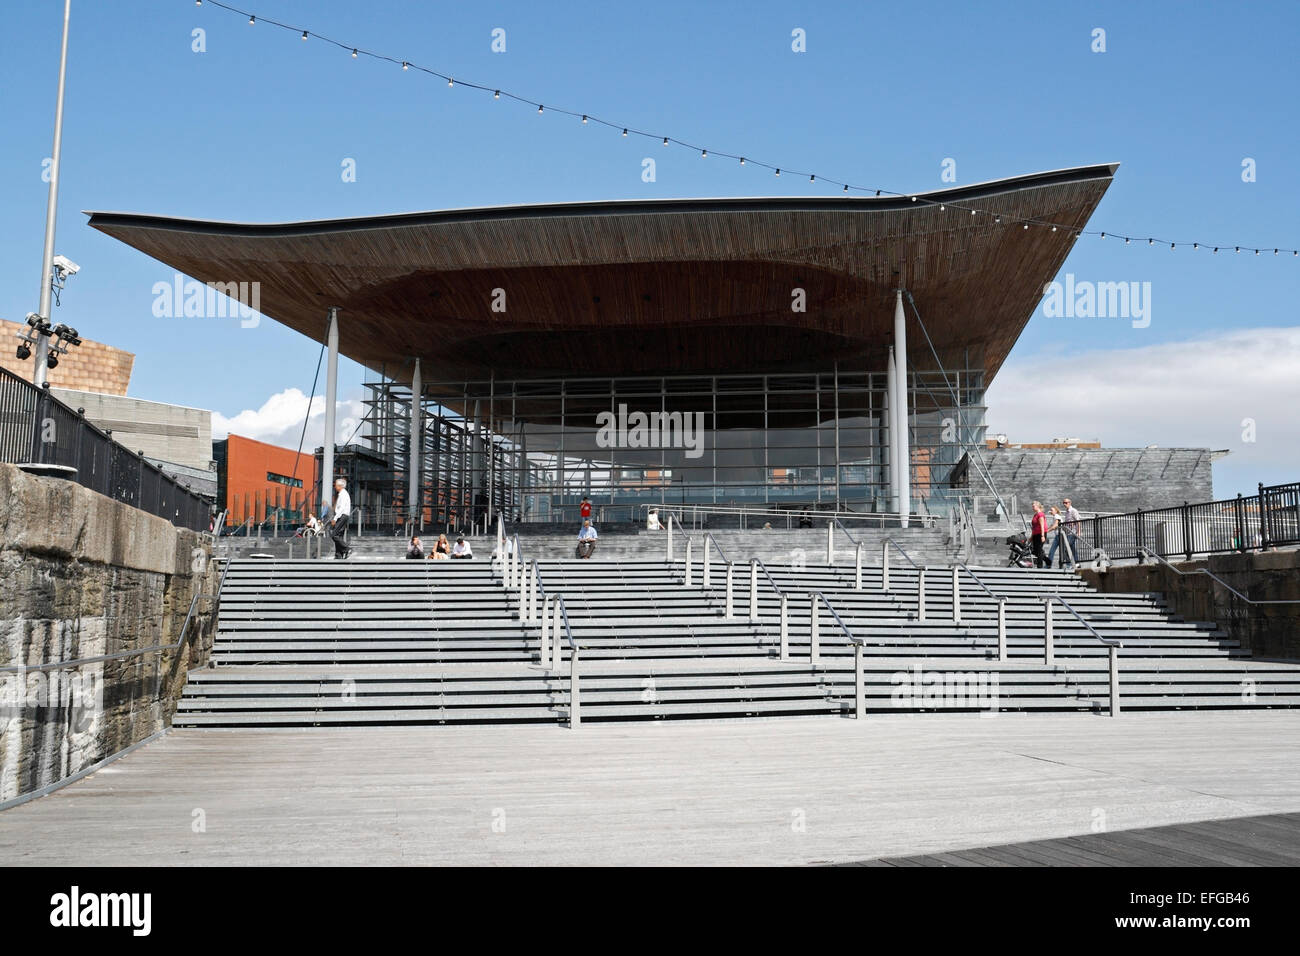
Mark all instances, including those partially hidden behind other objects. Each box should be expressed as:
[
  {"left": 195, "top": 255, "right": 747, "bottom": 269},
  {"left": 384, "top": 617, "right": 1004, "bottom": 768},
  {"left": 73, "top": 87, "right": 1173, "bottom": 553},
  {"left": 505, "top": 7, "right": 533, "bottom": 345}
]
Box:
[{"left": 2, "top": 0, "right": 1297, "bottom": 496}]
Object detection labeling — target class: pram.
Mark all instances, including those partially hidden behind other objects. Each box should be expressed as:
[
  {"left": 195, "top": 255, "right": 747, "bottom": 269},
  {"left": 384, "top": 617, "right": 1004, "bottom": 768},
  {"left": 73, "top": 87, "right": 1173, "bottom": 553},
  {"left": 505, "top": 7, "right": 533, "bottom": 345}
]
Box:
[{"left": 1005, "top": 532, "right": 1034, "bottom": 568}]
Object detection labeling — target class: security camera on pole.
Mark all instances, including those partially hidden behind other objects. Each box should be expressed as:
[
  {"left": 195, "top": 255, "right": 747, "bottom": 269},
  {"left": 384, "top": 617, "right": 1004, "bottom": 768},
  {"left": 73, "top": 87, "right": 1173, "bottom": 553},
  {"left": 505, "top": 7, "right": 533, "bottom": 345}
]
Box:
[{"left": 30, "top": 0, "right": 75, "bottom": 388}]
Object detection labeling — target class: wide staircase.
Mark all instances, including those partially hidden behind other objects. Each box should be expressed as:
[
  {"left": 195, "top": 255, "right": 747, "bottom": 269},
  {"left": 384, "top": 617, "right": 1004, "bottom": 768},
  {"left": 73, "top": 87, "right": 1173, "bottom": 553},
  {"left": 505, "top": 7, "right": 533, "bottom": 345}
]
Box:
[{"left": 176, "top": 530, "right": 1300, "bottom": 728}]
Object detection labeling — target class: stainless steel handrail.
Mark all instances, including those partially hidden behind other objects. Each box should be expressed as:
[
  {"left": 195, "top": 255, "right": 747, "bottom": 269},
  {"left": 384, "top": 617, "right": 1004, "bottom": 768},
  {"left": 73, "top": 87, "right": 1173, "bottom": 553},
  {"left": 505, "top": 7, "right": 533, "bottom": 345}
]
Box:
[
  {"left": 1136, "top": 546, "right": 1300, "bottom": 606},
  {"left": 805, "top": 588, "right": 870, "bottom": 720},
  {"left": 1044, "top": 592, "right": 1122, "bottom": 716}
]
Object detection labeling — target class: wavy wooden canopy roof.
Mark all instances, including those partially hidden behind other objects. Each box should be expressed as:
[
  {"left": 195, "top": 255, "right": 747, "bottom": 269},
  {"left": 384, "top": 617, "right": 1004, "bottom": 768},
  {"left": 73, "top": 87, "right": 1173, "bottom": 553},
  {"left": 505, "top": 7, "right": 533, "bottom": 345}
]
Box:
[{"left": 88, "top": 164, "right": 1116, "bottom": 390}]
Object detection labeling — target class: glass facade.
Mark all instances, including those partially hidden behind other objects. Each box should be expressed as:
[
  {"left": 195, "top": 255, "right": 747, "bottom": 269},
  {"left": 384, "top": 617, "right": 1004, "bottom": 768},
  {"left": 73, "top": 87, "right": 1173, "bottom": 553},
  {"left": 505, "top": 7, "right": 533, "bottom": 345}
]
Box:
[{"left": 361, "top": 359, "right": 987, "bottom": 528}]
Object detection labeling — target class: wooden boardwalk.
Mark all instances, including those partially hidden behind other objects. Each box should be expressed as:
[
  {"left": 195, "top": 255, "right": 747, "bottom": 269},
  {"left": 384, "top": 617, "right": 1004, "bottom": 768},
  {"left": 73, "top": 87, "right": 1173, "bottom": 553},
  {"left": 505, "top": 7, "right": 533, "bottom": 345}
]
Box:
[
  {"left": 842, "top": 812, "right": 1300, "bottom": 866},
  {"left": 2, "top": 711, "right": 1299, "bottom": 866}
]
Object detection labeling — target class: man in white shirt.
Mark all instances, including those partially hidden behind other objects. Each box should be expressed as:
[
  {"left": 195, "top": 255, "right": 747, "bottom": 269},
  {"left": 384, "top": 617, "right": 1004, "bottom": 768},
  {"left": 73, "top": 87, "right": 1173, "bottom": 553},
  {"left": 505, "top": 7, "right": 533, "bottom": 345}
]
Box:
[
  {"left": 576, "top": 520, "right": 598, "bottom": 559},
  {"left": 451, "top": 536, "right": 473, "bottom": 559},
  {"left": 1060, "top": 497, "right": 1083, "bottom": 569},
  {"left": 329, "top": 477, "right": 353, "bottom": 559}
]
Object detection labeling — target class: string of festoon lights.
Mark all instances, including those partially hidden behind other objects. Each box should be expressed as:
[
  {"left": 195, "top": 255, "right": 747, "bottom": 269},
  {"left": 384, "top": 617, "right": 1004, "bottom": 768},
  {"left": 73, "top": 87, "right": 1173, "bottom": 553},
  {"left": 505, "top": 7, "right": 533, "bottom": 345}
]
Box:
[{"left": 194, "top": 0, "right": 1297, "bottom": 259}]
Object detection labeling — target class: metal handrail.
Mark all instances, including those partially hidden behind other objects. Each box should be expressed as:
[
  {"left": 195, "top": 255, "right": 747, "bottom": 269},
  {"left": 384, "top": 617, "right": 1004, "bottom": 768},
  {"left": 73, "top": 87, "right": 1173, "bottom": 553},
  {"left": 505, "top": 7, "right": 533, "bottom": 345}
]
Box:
[
  {"left": 2, "top": 553, "right": 230, "bottom": 674},
  {"left": 805, "top": 588, "right": 870, "bottom": 720},
  {"left": 1136, "top": 546, "right": 1300, "bottom": 606},
  {"left": 829, "top": 516, "right": 859, "bottom": 546},
  {"left": 881, "top": 537, "right": 920, "bottom": 569},
  {"left": 1045, "top": 593, "right": 1121, "bottom": 716},
  {"left": 644, "top": 501, "right": 937, "bottom": 527}
]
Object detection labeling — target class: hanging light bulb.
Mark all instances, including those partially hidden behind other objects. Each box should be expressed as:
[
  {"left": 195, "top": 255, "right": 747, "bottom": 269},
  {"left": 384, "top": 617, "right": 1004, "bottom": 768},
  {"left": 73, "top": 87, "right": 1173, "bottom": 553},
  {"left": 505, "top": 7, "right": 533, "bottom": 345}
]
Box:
[
  {"left": 538, "top": 104, "right": 544, "bottom": 113},
  {"left": 809, "top": 174, "right": 815, "bottom": 182},
  {"left": 739, "top": 157, "right": 745, "bottom": 165},
  {"left": 301, "top": 30, "right": 308, "bottom": 40},
  {"left": 248, "top": 15, "right": 255, "bottom": 25},
  {"left": 622, "top": 128, "right": 627, "bottom": 137},
  {"left": 701, "top": 149, "right": 707, "bottom": 157},
  {"left": 939, "top": 204, "right": 945, "bottom": 211},
  {"left": 448, "top": 77, "right": 454, "bottom": 87},
  {"left": 662, "top": 137, "right": 668, "bottom": 146},
  {"left": 493, "top": 90, "right": 500, "bottom": 99},
  {"left": 775, "top": 168, "right": 781, "bottom": 176},
  {"left": 1125, "top": 237, "right": 1130, "bottom": 244},
  {"left": 843, "top": 184, "right": 849, "bottom": 192},
  {"left": 402, "top": 62, "right": 408, "bottom": 70},
  {"left": 581, "top": 115, "right": 588, "bottom": 124},
  {"left": 351, "top": 49, "right": 358, "bottom": 59}
]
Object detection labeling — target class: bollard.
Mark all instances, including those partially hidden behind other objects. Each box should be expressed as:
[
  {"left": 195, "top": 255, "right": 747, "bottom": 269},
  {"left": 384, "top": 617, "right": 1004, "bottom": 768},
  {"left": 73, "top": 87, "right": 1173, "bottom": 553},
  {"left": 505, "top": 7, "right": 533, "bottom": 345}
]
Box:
[
  {"left": 1109, "top": 644, "right": 1120, "bottom": 716},
  {"left": 917, "top": 568, "right": 927, "bottom": 622},
  {"left": 854, "top": 643, "right": 865, "bottom": 720},
  {"left": 684, "top": 539, "right": 694, "bottom": 587},
  {"left": 779, "top": 592, "right": 789, "bottom": 660},
  {"left": 288, "top": 541, "right": 294, "bottom": 560},
  {"left": 540, "top": 595, "right": 552, "bottom": 669},
  {"left": 952, "top": 566, "right": 962, "bottom": 624},
  {"left": 997, "top": 599, "right": 1007, "bottom": 662},
  {"left": 724, "top": 562, "right": 734, "bottom": 620},
  {"left": 810, "top": 593, "right": 821, "bottom": 664},
  {"left": 570, "top": 647, "right": 581, "bottom": 728},
  {"left": 1044, "top": 600, "right": 1055, "bottom": 664}
]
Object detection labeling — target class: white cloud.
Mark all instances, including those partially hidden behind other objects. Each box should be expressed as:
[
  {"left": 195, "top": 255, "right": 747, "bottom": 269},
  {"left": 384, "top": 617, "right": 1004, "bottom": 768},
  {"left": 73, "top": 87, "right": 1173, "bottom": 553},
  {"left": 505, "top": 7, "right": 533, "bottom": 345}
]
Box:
[
  {"left": 987, "top": 326, "right": 1300, "bottom": 494},
  {"left": 213, "top": 388, "right": 366, "bottom": 451}
]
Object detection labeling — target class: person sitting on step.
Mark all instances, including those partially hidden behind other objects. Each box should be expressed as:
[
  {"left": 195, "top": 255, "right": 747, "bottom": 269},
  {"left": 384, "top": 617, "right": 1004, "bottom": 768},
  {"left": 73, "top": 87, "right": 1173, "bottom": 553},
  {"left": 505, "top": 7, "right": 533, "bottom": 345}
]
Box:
[
  {"left": 576, "top": 520, "right": 599, "bottom": 559},
  {"left": 406, "top": 536, "right": 424, "bottom": 559},
  {"left": 451, "top": 536, "right": 473, "bottom": 559},
  {"left": 429, "top": 533, "right": 451, "bottom": 561}
]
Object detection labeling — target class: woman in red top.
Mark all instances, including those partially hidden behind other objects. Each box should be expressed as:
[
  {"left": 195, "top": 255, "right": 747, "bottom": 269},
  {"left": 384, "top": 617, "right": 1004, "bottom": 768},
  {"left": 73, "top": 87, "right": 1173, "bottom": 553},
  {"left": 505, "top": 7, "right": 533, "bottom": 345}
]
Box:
[
  {"left": 580, "top": 496, "right": 592, "bottom": 522},
  {"left": 1030, "top": 500, "right": 1050, "bottom": 568}
]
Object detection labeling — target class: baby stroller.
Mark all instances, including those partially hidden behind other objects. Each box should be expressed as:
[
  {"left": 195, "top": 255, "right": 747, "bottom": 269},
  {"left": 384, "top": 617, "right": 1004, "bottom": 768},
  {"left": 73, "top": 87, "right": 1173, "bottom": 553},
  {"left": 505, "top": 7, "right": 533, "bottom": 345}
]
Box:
[{"left": 1005, "top": 532, "right": 1034, "bottom": 568}]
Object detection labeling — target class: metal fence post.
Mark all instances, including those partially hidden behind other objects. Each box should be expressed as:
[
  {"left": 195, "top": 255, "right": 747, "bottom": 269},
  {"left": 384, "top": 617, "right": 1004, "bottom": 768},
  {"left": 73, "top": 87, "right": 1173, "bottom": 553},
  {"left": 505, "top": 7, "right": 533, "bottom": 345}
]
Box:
[
  {"left": 724, "top": 562, "right": 734, "bottom": 620},
  {"left": 951, "top": 566, "right": 961, "bottom": 623},
  {"left": 703, "top": 543, "right": 712, "bottom": 588},
  {"left": 854, "top": 642, "right": 865, "bottom": 720},
  {"left": 854, "top": 542, "right": 863, "bottom": 590},
  {"left": 826, "top": 522, "right": 834, "bottom": 565},
  {"left": 917, "top": 568, "right": 926, "bottom": 622},
  {"left": 779, "top": 592, "right": 789, "bottom": 660},
  {"left": 1182, "top": 501, "right": 1192, "bottom": 561},
  {"left": 749, "top": 560, "right": 759, "bottom": 623},
  {"left": 570, "top": 647, "right": 581, "bottom": 728},
  {"left": 1258, "top": 482, "right": 1269, "bottom": 551},
  {"left": 997, "top": 599, "right": 1007, "bottom": 661},
  {"left": 809, "top": 592, "right": 820, "bottom": 664},
  {"left": 684, "top": 538, "right": 693, "bottom": 587},
  {"left": 881, "top": 541, "right": 890, "bottom": 592},
  {"left": 540, "top": 594, "right": 551, "bottom": 669},
  {"left": 667, "top": 518, "right": 673, "bottom": 562},
  {"left": 1235, "top": 493, "right": 1246, "bottom": 552},
  {"left": 1109, "top": 644, "right": 1120, "bottom": 717},
  {"left": 1044, "top": 599, "right": 1055, "bottom": 664}
]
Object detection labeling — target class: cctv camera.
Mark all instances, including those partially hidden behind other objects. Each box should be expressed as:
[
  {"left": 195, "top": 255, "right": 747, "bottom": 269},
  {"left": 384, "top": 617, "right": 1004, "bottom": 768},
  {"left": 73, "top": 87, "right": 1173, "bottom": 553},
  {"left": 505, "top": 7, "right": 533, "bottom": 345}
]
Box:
[
  {"left": 52, "top": 254, "right": 80, "bottom": 277},
  {"left": 16, "top": 344, "right": 31, "bottom": 361},
  {"left": 26, "top": 312, "right": 42, "bottom": 328}
]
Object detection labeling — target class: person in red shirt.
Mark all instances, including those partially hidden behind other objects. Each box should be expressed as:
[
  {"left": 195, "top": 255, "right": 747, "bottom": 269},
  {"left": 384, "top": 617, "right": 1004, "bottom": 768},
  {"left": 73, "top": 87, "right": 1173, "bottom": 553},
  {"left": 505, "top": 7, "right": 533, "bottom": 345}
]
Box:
[
  {"left": 579, "top": 496, "right": 592, "bottom": 522},
  {"left": 1029, "top": 500, "right": 1050, "bottom": 568}
]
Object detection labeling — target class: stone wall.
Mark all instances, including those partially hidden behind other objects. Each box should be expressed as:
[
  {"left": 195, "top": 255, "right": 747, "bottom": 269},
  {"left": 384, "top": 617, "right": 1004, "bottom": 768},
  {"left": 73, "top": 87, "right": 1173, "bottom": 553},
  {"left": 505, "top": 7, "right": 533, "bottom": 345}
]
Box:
[
  {"left": 1080, "top": 548, "right": 1300, "bottom": 661},
  {"left": 0, "top": 463, "right": 217, "bottom": 803},
  {"left": 982, "top": 447, "right": 1216, "bottom": 515}
]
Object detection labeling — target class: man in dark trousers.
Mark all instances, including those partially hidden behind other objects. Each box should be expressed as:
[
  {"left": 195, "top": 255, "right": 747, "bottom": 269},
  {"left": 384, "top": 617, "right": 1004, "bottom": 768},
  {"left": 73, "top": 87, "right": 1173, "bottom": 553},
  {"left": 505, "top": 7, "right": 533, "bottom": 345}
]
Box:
[{"left": 329, "top": 477, "right": 353, "bottom": 560}]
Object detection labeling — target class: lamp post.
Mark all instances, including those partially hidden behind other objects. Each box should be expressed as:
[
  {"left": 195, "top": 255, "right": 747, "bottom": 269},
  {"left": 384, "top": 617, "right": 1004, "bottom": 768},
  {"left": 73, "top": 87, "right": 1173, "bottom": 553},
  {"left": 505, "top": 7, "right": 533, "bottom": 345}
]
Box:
[{"left": 34, "top": 0, "right": 74, "bottom": 388}]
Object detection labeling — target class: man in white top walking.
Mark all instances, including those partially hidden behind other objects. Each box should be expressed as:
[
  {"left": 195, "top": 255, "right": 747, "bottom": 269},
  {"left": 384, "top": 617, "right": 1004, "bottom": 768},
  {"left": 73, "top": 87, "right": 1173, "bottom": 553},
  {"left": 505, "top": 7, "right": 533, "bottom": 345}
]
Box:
[{"left": 329, "top": 477, "right": 353, "bottom": 560}]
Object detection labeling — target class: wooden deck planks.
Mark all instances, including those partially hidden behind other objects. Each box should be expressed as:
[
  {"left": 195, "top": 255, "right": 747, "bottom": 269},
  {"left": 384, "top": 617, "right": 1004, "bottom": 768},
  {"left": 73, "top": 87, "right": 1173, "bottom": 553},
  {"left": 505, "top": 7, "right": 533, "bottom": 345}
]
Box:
[{"left": 1, "top": 710, "right": 1298, "bottom": 866}]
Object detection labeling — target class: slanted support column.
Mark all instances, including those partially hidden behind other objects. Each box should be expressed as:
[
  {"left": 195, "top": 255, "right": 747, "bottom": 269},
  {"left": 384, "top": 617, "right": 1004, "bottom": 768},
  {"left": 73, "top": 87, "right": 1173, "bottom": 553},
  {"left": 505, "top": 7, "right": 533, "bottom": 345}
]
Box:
[
  {"left": 409, "top": 358, "right": 422, "bottom": 523},
  {"left": 893, "top": 291, "right": 911, "bottom": 529},
  {"left": 321, "top": 307, "right": 340, "bottom": 515}
]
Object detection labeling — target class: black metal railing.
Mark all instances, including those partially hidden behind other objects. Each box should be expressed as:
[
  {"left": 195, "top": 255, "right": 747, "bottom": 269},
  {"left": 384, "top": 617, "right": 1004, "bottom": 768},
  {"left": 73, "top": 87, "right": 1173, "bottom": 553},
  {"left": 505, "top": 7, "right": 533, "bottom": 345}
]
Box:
[
  {"left": 1070, "top": 481, "right": 1299, "bottom": 562},
  {"left": 0, "top": 367, "right": 210, "bottom": 531}
]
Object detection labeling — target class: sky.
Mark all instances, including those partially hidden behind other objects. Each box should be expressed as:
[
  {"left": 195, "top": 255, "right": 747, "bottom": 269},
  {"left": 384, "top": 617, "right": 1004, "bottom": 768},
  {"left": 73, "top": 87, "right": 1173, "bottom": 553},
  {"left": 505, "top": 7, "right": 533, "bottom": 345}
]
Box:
[{"left": 1, "top": 0, "right": 1297, "bottom": 498}]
